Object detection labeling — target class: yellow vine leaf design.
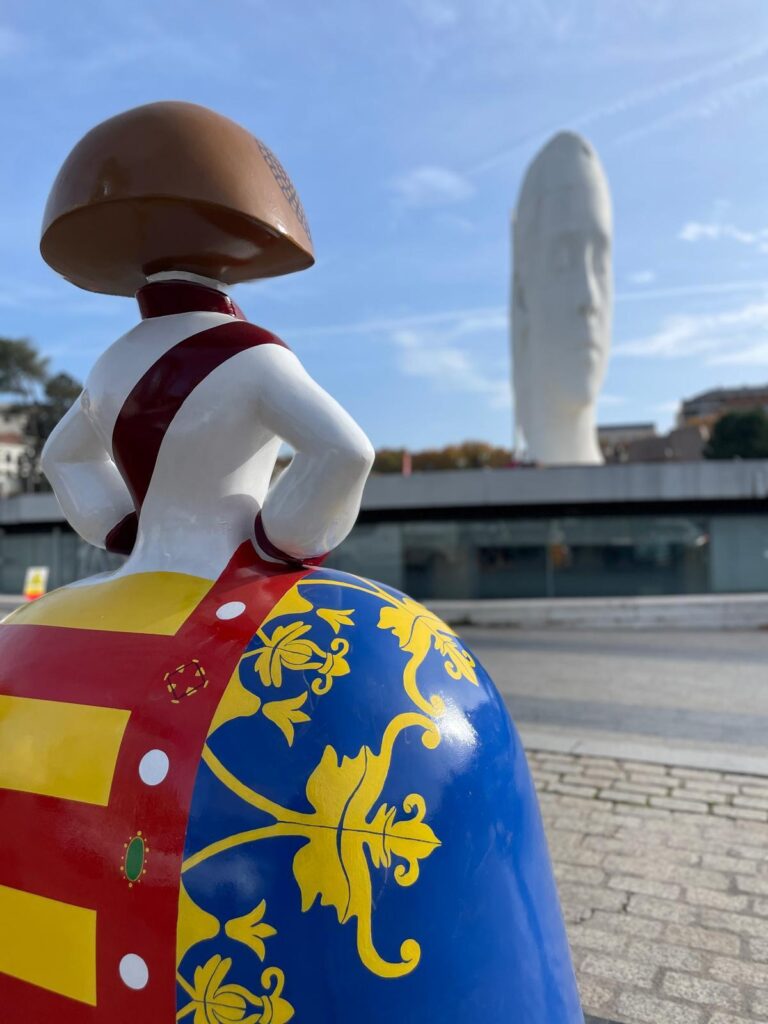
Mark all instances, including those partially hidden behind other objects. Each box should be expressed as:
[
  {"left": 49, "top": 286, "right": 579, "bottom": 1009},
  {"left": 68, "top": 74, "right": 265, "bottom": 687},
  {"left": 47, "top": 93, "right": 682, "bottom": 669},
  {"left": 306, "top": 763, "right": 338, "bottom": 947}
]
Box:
[
  {"left": 176, "top": 955, "right": 293, "bottom": 1024},
  {"left": 310, "top": 637, "right": 350, "bottom": 695},
  {"left": 183, "top": 713, "right": 441, "bottom": 978},
  {"left": 261, "top": 693, "right": 311, "bottom": 747},
  {"left": 177, "top": 881, "right": 221, "bottom": 965},
  {"left": 316, "top": 607, "right": 355, "bottom": 633},
  {"left": 209, "top": 667, "right": 262, "bottom": 734},
  {"left": 377, "top": 594, "right": 477, "bottom": 716},
  {"left": 260, "top": 586, "right": 314, "bottom": 627},
  {"left": 225, "top": 899, "right": 277, "bottom": 961}
]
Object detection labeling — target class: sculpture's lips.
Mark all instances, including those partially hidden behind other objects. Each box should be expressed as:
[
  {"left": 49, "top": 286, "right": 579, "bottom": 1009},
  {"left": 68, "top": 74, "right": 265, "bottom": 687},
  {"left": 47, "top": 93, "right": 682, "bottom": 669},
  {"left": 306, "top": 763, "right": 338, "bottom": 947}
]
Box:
[{"left": 577, "top": 337, "right": 604, "bottom": 358}]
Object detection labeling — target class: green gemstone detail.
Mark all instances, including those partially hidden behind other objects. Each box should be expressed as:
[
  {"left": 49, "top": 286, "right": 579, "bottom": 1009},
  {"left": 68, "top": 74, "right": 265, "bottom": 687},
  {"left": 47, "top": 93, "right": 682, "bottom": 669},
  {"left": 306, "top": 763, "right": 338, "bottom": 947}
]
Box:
[{"left": 125, "top": 836, "right": 145, "bottom": 882}]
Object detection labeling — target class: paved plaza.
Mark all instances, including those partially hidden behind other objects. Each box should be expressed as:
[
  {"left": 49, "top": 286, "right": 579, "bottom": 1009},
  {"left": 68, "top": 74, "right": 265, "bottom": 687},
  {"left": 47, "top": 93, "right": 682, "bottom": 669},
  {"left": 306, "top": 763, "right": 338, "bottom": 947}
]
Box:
[
  {"left": 531, "top": 751, "right": 768, "bottom": 1023},
  {"left": 462, "top": 627, "right": 768, "bottom": 1022}
]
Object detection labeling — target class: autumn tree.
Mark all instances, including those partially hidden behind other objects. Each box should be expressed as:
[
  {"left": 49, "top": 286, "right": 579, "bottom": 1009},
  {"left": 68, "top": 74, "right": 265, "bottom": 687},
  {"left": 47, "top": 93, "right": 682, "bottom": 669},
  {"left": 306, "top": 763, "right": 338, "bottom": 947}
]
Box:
[{"left": 373, "top": 440, "right": 512, "bottom": 473}]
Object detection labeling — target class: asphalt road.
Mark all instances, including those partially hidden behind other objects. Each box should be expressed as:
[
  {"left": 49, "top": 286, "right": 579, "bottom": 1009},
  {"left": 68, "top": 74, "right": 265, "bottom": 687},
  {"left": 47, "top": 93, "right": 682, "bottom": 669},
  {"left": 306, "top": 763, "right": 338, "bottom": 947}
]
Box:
[
  {"left": 0, "top": 597, "right": 21, "bottom": 617},
  {"left": 462, "top": 626, "right": 768, "bottom": 753}
]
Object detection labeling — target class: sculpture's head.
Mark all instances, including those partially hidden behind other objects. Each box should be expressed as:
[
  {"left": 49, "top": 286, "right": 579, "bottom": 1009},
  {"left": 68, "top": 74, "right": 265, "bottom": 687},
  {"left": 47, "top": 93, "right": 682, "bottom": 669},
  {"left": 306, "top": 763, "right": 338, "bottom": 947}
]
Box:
[
  {"left": 40, "top": 101, "right": 314, "bottom": 296},
  {"left": 513, "top": 131, "right": 612, "bottom": 431}
]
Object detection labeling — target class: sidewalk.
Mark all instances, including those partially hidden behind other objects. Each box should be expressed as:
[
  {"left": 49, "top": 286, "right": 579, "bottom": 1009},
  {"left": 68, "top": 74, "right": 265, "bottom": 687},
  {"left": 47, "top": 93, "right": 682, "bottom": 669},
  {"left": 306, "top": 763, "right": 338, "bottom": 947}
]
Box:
[
  {"left": 429, "top": 593, "right": 768, "bottom": 631},
  {"left": 530, "top": 750, "right": 768, "bottom": 1024}
]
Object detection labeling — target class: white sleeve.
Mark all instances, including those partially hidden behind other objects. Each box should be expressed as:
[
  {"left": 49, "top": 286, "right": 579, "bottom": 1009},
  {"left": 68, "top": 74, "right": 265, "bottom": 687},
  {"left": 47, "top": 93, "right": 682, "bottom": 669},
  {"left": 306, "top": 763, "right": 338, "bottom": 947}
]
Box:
[
  {"left": 254, "top": 346, "right": 374, "bottom": 561},
  {"left": 41, "top": 396, "right": 136, "bottom": 549}
]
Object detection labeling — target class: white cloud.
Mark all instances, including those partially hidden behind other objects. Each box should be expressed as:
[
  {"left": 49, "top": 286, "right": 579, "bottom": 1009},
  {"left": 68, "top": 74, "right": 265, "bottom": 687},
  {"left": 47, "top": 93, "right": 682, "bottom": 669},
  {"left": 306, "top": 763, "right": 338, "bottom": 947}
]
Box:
[
  {"left": 615, "top": 278, "right": 768, "bottom": 303},
  {"left": 392, "top": 328, "right": 510, "bottom": 408},
  {"left": 615, "top": 301, "right": 768, "bottom": 360},
  {"left": 0, "top": 26, "right": 26, "bottom": 58},
  {"left": 653, "top": 400, "right": 682, "bottom": 415},
  {"left": 709, "top": 342, "right": 768, "bottom": 366},
  {"left": 627, "top": 270, "right": 656, "bottom": 286},
  {"left": 679, "top": 221, "right": 768, "bottom": 253},
  {"left": 0, "top": 281, "right": 123, "bottom": 317},
  {"left": 285, "top": 304, "right": 506, "bottom": 340},
  {"left": 598, "top": 394, "right": 626, "bottom": 407},
  {"left": 283, "top": 279, "right": 768, "bottom": 344},
  {"left": 405, "top": 0, "right": 459, "bottom": 29},
  {"left": 390, "top": 165, "right": 474, "bottom": 208}
]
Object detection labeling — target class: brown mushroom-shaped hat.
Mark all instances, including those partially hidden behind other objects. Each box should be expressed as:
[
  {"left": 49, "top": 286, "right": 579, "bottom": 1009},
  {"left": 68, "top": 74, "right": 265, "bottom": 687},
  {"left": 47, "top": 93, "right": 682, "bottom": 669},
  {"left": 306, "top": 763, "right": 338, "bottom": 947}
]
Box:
[{"left": 41, "top": 101, "right": 315, "bottom": 296}]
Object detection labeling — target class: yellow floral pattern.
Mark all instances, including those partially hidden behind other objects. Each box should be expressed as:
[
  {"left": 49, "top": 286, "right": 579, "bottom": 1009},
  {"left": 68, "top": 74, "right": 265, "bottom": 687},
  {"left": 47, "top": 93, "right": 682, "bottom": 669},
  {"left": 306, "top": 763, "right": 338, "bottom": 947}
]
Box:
[
  {"left": 378, "top": 594, "right": 477, "bottom": 715},
  {"left": 225, "top": 900, "right": 277, "bottom": 962},
  {"left": 183, "top": 712, "right": 441, "bottom": 978},
  {"left": 177, "top": 955, "right": 293, "bottom": 1024},
  {"left": 208, "top": 597, "right": 355, "bottom": 744},
  {"left": 179, "top": 574, "right": 479, "bottom": 1008},
  {"left": 245, "top": 622, "right": 351, "bottom": 695}
]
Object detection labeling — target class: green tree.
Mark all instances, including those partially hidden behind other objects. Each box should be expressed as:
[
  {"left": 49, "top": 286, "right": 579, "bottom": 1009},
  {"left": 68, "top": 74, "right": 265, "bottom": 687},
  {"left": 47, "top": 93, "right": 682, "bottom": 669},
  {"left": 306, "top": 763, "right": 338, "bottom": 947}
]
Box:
[
  {"left": 703, "top": 408, "right": 768, "bottom": 459},
  {"left": 0, "top": 337, "right": 49, "bottom": 397},
  {"left": 14, "top": 372, "right": 82, "bottom": 493}
]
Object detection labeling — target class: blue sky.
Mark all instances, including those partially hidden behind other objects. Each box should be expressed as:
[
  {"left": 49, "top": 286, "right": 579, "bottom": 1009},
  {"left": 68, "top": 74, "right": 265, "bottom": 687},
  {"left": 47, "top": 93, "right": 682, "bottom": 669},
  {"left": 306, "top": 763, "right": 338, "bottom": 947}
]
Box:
[{"left": 2, "top": 1, "right": 768, "bottom": 450}]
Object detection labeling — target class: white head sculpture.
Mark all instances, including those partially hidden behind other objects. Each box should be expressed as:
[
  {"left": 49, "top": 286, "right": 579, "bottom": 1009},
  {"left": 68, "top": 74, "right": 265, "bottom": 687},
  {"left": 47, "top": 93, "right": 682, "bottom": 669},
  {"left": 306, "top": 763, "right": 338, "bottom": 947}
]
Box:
[{"left": 512, "top": 131, "right": 613, "bottom": 465}]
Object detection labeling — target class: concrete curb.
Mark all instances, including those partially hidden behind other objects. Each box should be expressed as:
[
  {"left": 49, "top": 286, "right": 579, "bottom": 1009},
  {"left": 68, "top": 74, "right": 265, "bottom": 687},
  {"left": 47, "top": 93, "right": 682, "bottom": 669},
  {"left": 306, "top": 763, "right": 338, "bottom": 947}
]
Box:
[{"left": 428, "top": 592, "right": 768, "bottom": 630}]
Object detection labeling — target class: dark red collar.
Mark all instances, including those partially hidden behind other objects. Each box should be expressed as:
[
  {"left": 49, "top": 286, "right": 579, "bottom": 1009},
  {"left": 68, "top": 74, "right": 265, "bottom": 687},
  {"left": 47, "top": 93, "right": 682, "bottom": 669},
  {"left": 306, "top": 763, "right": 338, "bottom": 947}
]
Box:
[{"left": 136, "top": 280, "right": 246, "bottom": 320}]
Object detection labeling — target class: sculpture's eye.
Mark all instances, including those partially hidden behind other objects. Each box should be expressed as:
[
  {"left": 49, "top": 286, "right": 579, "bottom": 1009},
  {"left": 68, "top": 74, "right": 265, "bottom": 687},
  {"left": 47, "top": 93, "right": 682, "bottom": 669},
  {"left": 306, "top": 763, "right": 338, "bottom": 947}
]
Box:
[{"left": 550, "top": 239, "right": 571, "bottom": 273}]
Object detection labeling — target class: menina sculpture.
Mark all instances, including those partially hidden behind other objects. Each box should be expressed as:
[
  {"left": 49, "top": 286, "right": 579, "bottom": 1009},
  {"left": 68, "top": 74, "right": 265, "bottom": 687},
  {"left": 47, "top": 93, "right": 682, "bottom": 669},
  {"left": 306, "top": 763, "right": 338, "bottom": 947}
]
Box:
[{"left": 0, "top": 101, "right": 583, "bottom": 1023}]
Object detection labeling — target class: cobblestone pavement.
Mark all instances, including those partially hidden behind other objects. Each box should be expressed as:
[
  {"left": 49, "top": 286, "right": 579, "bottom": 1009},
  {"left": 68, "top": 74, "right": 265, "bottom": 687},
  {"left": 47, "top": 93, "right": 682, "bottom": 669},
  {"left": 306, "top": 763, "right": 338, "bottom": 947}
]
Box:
[{"left": 530, "top": 750, "right": 768, "bottom": 1023}]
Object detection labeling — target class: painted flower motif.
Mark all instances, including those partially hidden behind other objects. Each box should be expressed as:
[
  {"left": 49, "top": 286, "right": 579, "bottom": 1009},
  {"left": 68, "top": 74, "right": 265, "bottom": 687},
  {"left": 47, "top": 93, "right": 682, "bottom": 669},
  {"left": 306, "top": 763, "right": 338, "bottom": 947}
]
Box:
[
  {"left": 178, "top": 955, "right": 266, "bottom": 1024},
  {"left": 259, "top": 968, "right": 294, "bottom": 1024},
  {"left": 247, "top": 622, "right": 326, "bottom": 688},
  {"left": 316, "top": 607, "right": 355, "bottom": 634},
  {"left": 378, "top": 596, "right": 477, "bottom": 715},
  {"left": 261, "top": 692, "right": 311, "bottom": 746},
  {"left": 188, "top": 713, "right": 441, "bottom": 981},
  {"left": 310, "top": 638, "right": 350, "bottom": 695},
  {"left": 225, "top": 899, "right": 277, "bottom": 960},
  {"left": 245, "top": 621, "right": 351, "bottom": 698}
]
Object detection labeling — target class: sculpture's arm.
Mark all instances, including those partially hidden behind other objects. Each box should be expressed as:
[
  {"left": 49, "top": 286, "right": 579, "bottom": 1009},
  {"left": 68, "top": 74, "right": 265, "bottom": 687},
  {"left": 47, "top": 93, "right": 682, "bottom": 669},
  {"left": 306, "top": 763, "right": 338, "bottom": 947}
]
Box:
[
  {"left": 41, "top": 397, "right": 137, "bottom": 553},
  {"left": 253, "top": 345, "right": 374, "bottom": 563}
]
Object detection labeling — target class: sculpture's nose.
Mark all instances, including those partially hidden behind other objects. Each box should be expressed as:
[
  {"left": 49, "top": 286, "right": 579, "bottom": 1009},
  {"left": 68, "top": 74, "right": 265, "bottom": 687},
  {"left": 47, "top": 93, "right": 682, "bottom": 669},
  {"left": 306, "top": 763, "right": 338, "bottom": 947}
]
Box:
[{"left": 577, "top": 251, "right": 600, "bottom": 318}]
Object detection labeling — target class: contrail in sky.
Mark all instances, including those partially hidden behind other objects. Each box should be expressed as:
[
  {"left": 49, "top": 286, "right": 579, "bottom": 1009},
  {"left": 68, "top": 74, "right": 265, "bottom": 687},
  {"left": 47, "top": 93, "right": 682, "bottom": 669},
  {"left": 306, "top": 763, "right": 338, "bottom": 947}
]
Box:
[{"left": 468, "top": 38, "right": 768, "bottom": 175}]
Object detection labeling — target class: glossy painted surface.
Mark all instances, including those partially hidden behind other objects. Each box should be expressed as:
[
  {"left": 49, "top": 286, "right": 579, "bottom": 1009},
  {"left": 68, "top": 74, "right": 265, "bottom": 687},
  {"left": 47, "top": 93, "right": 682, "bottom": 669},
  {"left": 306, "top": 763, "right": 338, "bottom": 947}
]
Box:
[
  {"left": 179, "top": 568, "right": 583, "bottom": 1022},
  {"left": 41, "top": 102, "right": 315, "bottom": 296},
  {"left": 0, "top": 545, "right": 311, "bottom": 1021},
  {"left": 42, "top": 280, "right": 374, "bottom": 579},
  {"left": 13, "top": 277, "right": 581, "bottom": 1021}
]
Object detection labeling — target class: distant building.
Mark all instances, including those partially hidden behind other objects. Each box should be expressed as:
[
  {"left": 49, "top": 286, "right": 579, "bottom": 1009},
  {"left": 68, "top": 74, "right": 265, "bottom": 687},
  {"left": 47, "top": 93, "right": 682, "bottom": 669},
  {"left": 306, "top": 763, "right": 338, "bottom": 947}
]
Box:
[
  {"left": 599, "top": 423, "right": 657, "bottom": 445},
  {"left": 4, "top": 461, "right": 768, "bottom": 599},
  {"left": 599, "top": 423, "right": 656, "bottom": 461},
  {"left": 600, "top": 422, "right": 707, "bottom": 464},
  {"left": 678, "top": 385, "right": 768, "bottom": 428},
  {"left": 0, "top": 431, "right": 26, "bottom": 497},
  {"left": 0, "top": 407, "right": 27, "bottom": 498}
]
